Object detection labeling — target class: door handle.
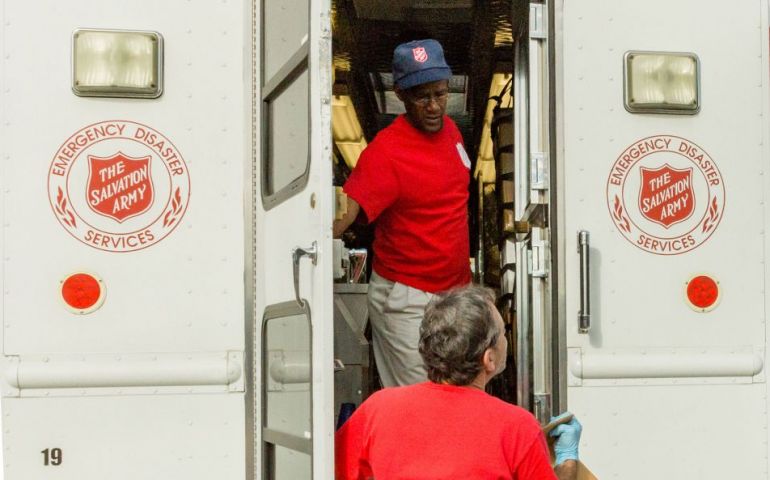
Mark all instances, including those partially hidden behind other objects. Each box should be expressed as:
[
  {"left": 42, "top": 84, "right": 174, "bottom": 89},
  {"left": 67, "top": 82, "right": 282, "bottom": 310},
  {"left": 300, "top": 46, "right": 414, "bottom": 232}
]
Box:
[
  {"left": 292, "top": 241, "right": 318, "bottom": 307},
  {"left": 577, "top": 231, "right": 591, "bottom": 333}
]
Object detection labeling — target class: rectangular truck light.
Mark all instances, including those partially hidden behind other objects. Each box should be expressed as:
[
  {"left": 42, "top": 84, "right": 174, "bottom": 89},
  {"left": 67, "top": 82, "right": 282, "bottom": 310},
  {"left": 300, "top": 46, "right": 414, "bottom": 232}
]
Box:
[
  {"left": 73, "top": 28, "right": 163, "bottom": 98},
  {"left": 624, "top": 51, "right": 699, "bottom": 114}
]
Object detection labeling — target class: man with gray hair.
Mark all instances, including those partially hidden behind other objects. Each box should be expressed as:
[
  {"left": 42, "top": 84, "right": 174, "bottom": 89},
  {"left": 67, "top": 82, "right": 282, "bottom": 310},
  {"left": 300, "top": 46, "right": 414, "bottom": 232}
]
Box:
[{"left": 335, "top": 285, "right": 582, "bottom": 480}]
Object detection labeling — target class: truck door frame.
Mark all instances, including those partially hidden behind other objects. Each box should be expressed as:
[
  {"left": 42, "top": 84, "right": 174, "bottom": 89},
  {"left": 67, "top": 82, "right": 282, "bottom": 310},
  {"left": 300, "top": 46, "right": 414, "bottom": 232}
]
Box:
[
  {"left": 512, "top": 0, "right": 564, "bottom": 423},
  {"left": 254, "top": 0, "right": 335, "bottom": 477}
]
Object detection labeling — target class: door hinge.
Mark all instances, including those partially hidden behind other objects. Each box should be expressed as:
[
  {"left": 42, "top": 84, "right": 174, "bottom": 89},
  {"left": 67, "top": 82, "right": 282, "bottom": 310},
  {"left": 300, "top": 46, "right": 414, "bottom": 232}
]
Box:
[
  {"left": 527, "top": 239, "right": 548, "bottom": 278},
  {"left": 529, "top": 3, "right": 547, "bottom": 40},
  {"left": 530, "top": 151, "right": 548, "bottom": 191}
]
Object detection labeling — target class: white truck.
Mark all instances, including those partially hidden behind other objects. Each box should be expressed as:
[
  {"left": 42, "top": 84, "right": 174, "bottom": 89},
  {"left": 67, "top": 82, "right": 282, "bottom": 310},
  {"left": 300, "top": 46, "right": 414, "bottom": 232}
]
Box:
[{"left": 0, "top": 0, "right": 767, "bottom": 478}]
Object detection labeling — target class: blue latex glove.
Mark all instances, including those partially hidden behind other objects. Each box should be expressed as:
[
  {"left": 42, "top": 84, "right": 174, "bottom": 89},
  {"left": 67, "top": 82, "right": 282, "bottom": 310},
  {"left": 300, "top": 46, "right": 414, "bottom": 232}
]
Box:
[{"left": 549, "top": 412, "right": 582, "bottom": 466}]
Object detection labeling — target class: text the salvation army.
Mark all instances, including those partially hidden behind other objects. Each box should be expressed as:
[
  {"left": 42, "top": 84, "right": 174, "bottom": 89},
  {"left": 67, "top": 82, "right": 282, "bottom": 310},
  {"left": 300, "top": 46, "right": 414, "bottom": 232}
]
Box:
[
  {"left": 90, "top": 160, "right": 151, "bottom": 215},
  {"left": 642, "top": 171, "right": 690, "bottom": 222}
]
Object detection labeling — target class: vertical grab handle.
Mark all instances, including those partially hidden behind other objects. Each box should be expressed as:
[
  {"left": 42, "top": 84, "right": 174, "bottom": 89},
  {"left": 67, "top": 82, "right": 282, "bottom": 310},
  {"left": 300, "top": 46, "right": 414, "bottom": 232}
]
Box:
[
  {"left": 577, "top": 231, "right": 591, "bottom": 333},
  {"left": 292, "top": 242, "right": 318, "bottom": 307}
]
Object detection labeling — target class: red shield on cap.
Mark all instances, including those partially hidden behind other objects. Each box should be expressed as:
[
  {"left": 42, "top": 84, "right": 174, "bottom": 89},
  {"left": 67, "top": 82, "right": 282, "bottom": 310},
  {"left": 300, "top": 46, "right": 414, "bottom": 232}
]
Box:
[
  {"left": 638, "top": 164, "right": 694, "bottom": 228},
  {"left": 412, "top": 47, "right": 428, "bottom": 63},
  {"left": 87, "top": 152, "right": 154, "bottom": 223}
]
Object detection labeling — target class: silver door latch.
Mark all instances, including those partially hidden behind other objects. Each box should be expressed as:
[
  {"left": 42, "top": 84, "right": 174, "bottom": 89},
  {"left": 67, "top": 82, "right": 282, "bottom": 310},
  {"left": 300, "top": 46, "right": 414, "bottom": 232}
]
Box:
[
  {"left": 577, "top": 231, "right": 591, "bottom": 333},
  {"left": 292, "top": 242, "right": 318, "bottom": 307}
]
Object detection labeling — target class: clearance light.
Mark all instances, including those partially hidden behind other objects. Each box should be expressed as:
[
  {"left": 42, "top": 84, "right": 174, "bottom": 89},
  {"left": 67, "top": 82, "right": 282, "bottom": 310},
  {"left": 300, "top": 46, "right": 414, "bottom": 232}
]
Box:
[
  {"left": 61, "top": 272, "right": 106, "bottom": 314},
  {"left": 624, "top": 51, "right": 699, "bottom": 114},
  {"left": 685, "top": 274, "right": 720, "bottom": 312},
  {"left": 73, "top": 28, "right": 163, "bottom": 98}
]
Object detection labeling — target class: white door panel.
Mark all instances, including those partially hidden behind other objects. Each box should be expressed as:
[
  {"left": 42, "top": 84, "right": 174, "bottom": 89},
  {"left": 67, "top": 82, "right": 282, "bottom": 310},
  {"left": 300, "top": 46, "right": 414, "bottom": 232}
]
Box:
[
  {"left": 3, "top": 395, "right": 245, "bottom": 480},
  {"left": 2, "top": 3, "right": 246, "bottom": 355},
  {"left": 263, "top": 191, "right": 323, "bottom": 306},
  {"left": 0, "top": 2, "right": 252, "bottom": 478},
  {"left": 569, "top": 385, "right": 766, "bottom": 478},
  {"left": 561, "top": 0, "right": 768, "bottom": 477},
  {"left": 256, "top": 0, "right": 333, "bottom": 477}
]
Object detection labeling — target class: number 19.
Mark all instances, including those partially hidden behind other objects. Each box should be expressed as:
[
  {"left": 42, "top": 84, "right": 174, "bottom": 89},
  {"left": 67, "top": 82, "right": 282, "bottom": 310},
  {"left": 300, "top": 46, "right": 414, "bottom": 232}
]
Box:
[{"left": 41, "top": 448, "right": 62, "bottom": 466}]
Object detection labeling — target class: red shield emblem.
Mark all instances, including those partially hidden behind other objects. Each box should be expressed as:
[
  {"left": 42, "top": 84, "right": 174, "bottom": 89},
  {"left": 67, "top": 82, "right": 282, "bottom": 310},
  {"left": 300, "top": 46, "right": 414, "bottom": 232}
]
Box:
[
  {"left": 87, "top": 152, "right": 153, "bottom": 223},
  {"left": 412, "top": 47, "right": 428, "bottom": 63},
  {"left": 638, "top": 164, "right": 694, "bottom": 228}
]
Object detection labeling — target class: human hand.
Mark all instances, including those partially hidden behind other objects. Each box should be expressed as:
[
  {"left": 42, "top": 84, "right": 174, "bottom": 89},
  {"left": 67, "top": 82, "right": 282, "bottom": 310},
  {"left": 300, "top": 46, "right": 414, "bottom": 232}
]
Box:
[{"left": 548, "top": 412, "right": 582, "bottom": 466}]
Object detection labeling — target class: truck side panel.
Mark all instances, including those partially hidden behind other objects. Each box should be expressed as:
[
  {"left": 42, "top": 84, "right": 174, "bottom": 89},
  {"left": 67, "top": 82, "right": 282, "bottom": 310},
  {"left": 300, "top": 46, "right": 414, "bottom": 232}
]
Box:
[
  {"left": 561, "top": 0, "right": 769, "bottom": 477},
  {"left": 0, "top": 1, "right": 251, "bottom": 478}
]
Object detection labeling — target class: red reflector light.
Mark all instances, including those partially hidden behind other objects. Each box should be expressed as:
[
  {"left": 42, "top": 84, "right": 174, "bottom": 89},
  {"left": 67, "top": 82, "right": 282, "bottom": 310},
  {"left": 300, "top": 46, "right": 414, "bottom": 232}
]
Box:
[
  {"left": 61, "top": 273, "right": 104, "bottom": 313},
  {"left": 686, "top": 275, "right": 719, "bottom": 311}
]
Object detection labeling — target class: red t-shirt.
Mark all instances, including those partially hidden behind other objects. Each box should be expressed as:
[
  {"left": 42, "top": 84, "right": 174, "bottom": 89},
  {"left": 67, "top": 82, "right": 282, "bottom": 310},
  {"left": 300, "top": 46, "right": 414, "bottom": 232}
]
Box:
[
  {"left": 335, "top": 382, "right": 557, "bottom": 480},
  {"left": 343, "top": 115, "right": 471, "bottom": 293}
]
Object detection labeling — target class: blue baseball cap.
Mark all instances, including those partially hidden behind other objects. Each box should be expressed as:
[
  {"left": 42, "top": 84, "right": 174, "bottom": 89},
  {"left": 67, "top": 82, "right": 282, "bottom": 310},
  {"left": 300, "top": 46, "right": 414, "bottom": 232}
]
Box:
[{"left": 392, "top": 39, "right": 452, "bottom": 90}]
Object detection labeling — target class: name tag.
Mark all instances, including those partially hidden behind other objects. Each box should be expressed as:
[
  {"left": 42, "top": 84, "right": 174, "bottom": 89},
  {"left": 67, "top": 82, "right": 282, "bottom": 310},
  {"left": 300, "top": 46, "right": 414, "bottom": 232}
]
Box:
[{"left": 456, "top": 143, "right": 471, "bottom": 169}]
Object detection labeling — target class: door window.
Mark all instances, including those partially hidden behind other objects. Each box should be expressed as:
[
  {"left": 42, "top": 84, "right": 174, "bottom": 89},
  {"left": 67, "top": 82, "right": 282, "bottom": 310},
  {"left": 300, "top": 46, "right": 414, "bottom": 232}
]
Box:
[
  {"left": 261, "top": 302, "right": 313, "bottom": 479},
  {"left": 261, "top": 0, "right": 311, "bottom": 209}
]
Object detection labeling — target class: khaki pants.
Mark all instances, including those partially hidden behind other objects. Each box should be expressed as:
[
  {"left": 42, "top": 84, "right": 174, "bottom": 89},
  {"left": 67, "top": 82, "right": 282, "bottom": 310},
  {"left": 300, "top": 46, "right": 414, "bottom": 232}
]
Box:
[{"left": 368, "top": 271, "right": 434, "bottom": 387}]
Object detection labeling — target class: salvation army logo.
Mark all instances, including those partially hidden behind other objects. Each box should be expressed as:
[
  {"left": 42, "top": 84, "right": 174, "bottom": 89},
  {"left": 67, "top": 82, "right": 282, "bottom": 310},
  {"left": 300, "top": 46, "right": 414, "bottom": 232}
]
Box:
[
  {"left": 606, "top": 135, "right": 725, "bottom": 255},
  {"left": 412, "top": 47, "right": 428, "bottom": 63},
  {"left": 87, "top": 153, "right": 153, "bottom": 222},
  {"left": 638, "top": 165, "right": 693, "bottom": 228},
  {"left": 48, "top": 120, "right": 190, "bottom": 252}
]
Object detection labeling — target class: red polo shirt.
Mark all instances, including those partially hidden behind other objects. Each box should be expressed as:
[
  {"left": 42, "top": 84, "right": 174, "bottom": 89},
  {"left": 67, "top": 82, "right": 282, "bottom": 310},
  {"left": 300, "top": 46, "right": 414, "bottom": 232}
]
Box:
[
  {"left": 335, "top": 382, "right": 557, "bottom": 479},
  {"left": 343, "top": 115, "right": 471, "bottom": 293}
]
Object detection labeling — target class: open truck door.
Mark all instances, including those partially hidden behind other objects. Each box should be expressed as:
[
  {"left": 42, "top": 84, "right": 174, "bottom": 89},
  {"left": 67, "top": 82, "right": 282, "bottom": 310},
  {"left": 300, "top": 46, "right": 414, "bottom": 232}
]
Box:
[
  {"left": 557, "top": 0, "right": 770, "bottom": 477},
  {"left": 255, "top": 0, "right": 335, "bottom": 478}
]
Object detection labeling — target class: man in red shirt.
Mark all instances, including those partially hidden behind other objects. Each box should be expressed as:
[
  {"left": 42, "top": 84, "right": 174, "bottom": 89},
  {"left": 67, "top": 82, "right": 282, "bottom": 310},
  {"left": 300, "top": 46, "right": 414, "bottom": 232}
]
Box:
[
  {"left": 334, "top": 39, "right": 472, "bottom": 386},
  {"left": 335, "top": 285, "right": 582, "bottom": 480}
]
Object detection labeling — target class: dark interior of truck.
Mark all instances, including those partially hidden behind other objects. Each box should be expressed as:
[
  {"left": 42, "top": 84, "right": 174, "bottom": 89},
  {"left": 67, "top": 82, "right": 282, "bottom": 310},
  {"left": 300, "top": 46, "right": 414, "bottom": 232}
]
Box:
[{"left": 330, "top": 0, "right": 521, "bottom": 406}]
